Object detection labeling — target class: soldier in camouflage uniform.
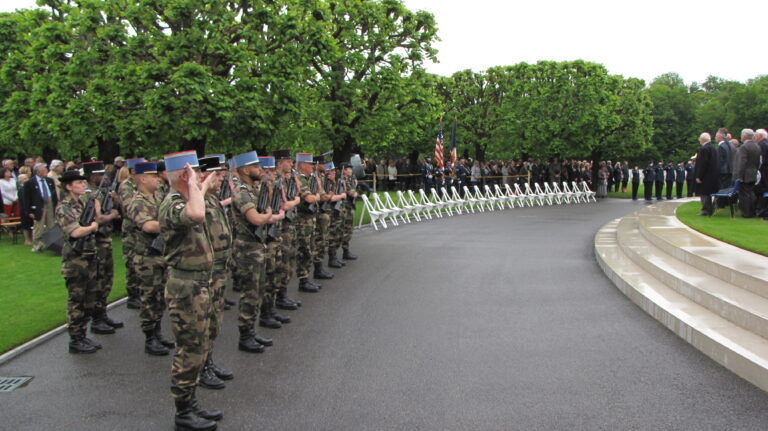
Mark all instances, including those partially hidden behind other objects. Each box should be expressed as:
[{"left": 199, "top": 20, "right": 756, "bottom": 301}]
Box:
[
  {"left": 119, "top": 157, "right": 145, "bottom": 309},
  {"left": 57, "top": 170, "right": 103, "bottom": 354},
  {"left": 196, "top": 155, "right": 234, "bottom": 390},
  {"left": 82, "top": 161, "right": 123, "bottom": 335},
  {"left": 325, "top": 162, "right": 347, "bottom": 269},
  {"left": 273, "top": 150, "right": 302, "bottom": 310},
  {"left": 230, "top": 151, "right": 279, "bottom": 352},
  {"left": 294, "top": 153, "right": 322, "bottom": 293},
  {"left": 311, "top": 156, "right": 334, "bottom": 281},
  {"left": 341, "top": 164, "right": 359, "bottom": 261},
  {"left": 159, "top": 152, "right": 222, "bottom": 431},
  {"left": 126, "top": 161, "right": 174, "bottom": 356},
  {"left": 256, "top": 156, "right": 290, "bottom": 329}
]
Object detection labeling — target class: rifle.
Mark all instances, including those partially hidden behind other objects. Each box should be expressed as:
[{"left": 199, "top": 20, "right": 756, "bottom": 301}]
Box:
[
  {"left": 267, "top": 181, "right": 282, "bottom": 240},
  {"left": 253, "top": 178, "right": 269, "bottom": 241},
  {"left": 285, "top": 175, "right": 297, "bottom": 221},
  {"left": 97, "top": 172, "right": 118, "bottom": 235},
  {"left": 308, "top": 172, "right": 318, "bottom": 213},
  {"left": 71, "top": 175, "right": 109, "bottom": 254},
  {"left": 219, "top": 172, "right": 232, "bottom": 201},
  {"left": 321, "top": 175, "right": 332, "bottom": 212},
  {"left": 333, "top": 176, "right": 344, "bottom": 213},
  {"left": 150, "top": 234, "right": 166, "bottom": 255}
]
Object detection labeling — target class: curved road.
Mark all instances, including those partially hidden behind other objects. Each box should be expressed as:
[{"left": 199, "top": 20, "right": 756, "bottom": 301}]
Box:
[{"left": 2, "top": 198, "right": 768, "bottom": 430}]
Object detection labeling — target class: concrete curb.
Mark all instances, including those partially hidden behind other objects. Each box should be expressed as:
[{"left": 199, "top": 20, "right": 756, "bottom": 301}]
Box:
[{"left": 0, "top": 297, "right": 128, "bottom": 366}]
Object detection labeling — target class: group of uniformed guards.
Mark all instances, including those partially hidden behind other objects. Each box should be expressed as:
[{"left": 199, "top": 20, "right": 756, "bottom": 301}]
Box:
[{"left": 55, "top": 150, "right": 359, "bottom": 431}]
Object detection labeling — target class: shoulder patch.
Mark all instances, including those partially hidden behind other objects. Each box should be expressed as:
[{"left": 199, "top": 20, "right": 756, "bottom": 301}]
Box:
[{"left": 174, "top": 202, "right": 186, "bottom": 210}]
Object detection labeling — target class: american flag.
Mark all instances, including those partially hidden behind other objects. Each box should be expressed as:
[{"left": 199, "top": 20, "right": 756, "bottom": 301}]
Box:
[{"left": 434, "top": 126, "right": 444, "bottom": 169}]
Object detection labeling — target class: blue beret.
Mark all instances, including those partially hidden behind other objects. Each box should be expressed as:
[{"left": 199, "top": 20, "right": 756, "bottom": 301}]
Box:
[
  {"left": 325, "top": 161, "right": 335, "bottom": 170},
  {"left": 258, "top": 156, "right": 276, "bottom": 169},
  {"left": 296, "top": 153, "right": 313, "bottom": 164},
  {"left": 134, "top": 161, "right": 158, "bottom": 175},
  {"left": 231, "top": 151, "right": 260, "bottom": 169},
  {"left": 126, "top": 158, "right": 146, "bottom": 170},
  {"left": 164, "top": 151, "right": 199, "bottom": 172}
]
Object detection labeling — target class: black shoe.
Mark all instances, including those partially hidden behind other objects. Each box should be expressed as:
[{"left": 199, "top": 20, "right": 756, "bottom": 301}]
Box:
[
  {"left": 155, "top": 324, "right": 175, "bottom": 348},
  {"left": 91, "top": 319, "right": 116, "bottom": 334},
  {"left": 272, "top": 312, "right": 291, "bottom": 324},
  {"left": 328, "top": 252, "right": 344, "bottom": 268},
  {"left": 69, "top": 337, "right": 98, "bottom": 354},
  {"left": 343, "top": 249, "right": 358, "bottom": 260},
  {"left": 275, "top": 297, "right": 298, "bottom": 310},
  {"left": 225, "top": 298, "right": 236, "bottom": 306},
  {"left": 84, "top": 337, "right": 102, "bottom": 350},
  {"left": 223, "top": 302, "right": 231, "bottom": 310},
  {"left": 144, "top": 332, "right": 170, "bottom": 356},
  {"left": 313, "top": 262, "right": 334, "bottom": 280},
  {"left": 208, "top": 360, "right": 234, "bottom": 381},
  {"left": 126, "top": 296, "right": 141, "bottom": 309},
  {"left": 238, "top": 329, "right": 266, "bottom": 353},
  {"left": 299, "top": 279, "right": 319, "bottom": 293},
  {"left": 254, "top": 334, "right": 273, "bottom": 347},
  {"left": 189, "top": 399, "right": 223, "bottom": 422},
  {"left": 104, "top": 315, "right": 124, "bottom": 328},
  {"left": 199, "top": 365, "right": 226, "bottom": 390},
  {"left": 259, "top": 315, "right": 282, "bottom": 329},
  {"left": 175, "top": 400, "right": 218, "bottom": 431}
]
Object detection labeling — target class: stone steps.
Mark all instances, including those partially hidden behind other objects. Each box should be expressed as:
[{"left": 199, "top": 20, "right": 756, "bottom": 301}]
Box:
[{"left": 595, "top": 202, "right": 768, "bottom": 393}]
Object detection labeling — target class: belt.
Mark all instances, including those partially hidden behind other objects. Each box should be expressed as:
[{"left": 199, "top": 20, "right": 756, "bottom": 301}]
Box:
[{"left": 169, "top": 267, "right": 212, "bottom": 281}]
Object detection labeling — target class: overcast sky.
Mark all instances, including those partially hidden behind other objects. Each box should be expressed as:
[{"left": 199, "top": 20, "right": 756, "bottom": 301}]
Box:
[{"left": 3, "top": 0, "right": 766, "bottom": 85}]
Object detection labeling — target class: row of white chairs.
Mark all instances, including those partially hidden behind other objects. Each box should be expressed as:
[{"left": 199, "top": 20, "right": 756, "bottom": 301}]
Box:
[{"left": 359, "top": 182, "right": 597, "bottom": 230}]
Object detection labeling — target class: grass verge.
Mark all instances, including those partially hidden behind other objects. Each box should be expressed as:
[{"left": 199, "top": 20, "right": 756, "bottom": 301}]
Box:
[{"left": 676, "top": 201, "right": 768, "bottom": 256}]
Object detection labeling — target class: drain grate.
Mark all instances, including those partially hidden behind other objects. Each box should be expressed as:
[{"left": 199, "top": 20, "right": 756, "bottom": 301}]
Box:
[{"left": 0, "top": 376, "right": 33, "bottom": 392}]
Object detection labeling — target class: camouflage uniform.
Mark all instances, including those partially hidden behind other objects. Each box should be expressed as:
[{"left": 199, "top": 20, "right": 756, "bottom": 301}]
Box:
[
  {"left": 327, "top": 177, "right": 344, "bottom": 255},
  {"left": 126, "top": 191, "right": 167, "bottom": 332},
  {"left": 312, "top": 178, "right": 331, "bottom": 265},
  {"left": 204, "top": 194, "right": 232, "bottom": 351},
  {"left": 82, "top": 188, "right": 114, "bottom": 324},
  {"left": 159, "top": 192, "right": 214, "bottom": 403},
  {"left": 57, "top": 195, "right": 99, "bottom": 339},
  {"left": 341, "top": 175, "right": 356, "bottom": 251},
  {"left": 231, "top": 181, "right": 267, "bottom": 332},
  {"left": 295, "top": 173, "right": 316, "bottom": 279},
  {"left": 278, "top": 175, "right": 297, "bottom": 290},
  {"left": 118, "top": 178, "right": 141, "bottom": 302}
]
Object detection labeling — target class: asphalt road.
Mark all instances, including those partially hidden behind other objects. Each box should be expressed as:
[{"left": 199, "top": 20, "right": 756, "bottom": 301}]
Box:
[{"left": 2, "top": 198, "right": 768, "bottom": 431}]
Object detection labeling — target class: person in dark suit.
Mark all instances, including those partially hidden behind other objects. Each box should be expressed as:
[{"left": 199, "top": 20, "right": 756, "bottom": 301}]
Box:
[
  {"left": 642, "top": 162, "right": 655, "bottom": 201},
  {"left": 732, "top": 129, "right": 761, "bottom": 218},
  {"left": 631, "top": 166, "right": 640, "bottom": 200},
  {"left": 716, "top": 128, "right": 734, "bottom": 190},
  {"left": 685, "top": 161, "right": 695, "bottom": 197},
  {"left": 754, "top": 129, "right": 768, "bottom": 218},
  {"left": 654, "top": 161, "right": 664, "bottom": 200},
  {"left": 621, "top": 162, "right": 630, "bottom": 193},
  {"left": 664, "top": 162, "right": 675, "bottom": 199},
  {"left": 22, "top": 163, "right": 59, "bottom": 252},
  {"left": 675, "top": 162, "right": 686, "bottom": 199},
  {"left": 694, "top": 133, "right": 720, "bottom": 216}
]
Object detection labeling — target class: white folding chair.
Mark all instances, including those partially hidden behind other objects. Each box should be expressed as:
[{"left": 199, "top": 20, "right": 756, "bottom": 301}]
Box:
[
  {"left": 451, "top": 186, "right": 471, "bottom": 214},
  {"left": 441, "top": 187, "right": 463, "bottom": 215},
  {"left": 372, "top": 193, "right": 400, "bottom": 226},
  {"left": 360, "top": 195, "right": 386, "bottom": 230},
  {"left": 581, "top": 182, "right": 597, "bottom": 202},
  {"left": 430, "top": 188, "right": 452, "bottom": 216},
  {"left": 409, "top": 189, "right": 433, "bottom": 220},
  {"left": 483, "top": 185, "right": 504, "bottom": 210},
  {"left": 385, "top": 192, "right": 410, "bottom": 224},
  {"left": 462, "top": 186, "right": 482, "bottom": 213},
  {"left": 534, "top": 183, "right": 553, "bottom": 206},
  {"left": 420, "top": 188, "right": 443, "bottom": 218},
  {"left": 504, "top": 184, "right": 521, "bottom": 208},
  {"left": 397, "top": 190, "right": 420, "bottom": 222},
  {"left": 555, "top": 182, "right": 572, "bottom": 204},
  {"left": 525, "top": 183, "right": 545, "bottom": 206},
  {"left": 544, "top": 183, "right": 562, "bottom": 205},
  {"left": 514, "top": 183, "right": 533, "bottom": 207},
  {"left": 495, "top": 184, "right": 514, "bottom": 209},
  {"left": 473, "top": 185, "right": 494, "bottom": 211},
  {"left": 571, "top": 181, "right": 586, "bottom": 203}
]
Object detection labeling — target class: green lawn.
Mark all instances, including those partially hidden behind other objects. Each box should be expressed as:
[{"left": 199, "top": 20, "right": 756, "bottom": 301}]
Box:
[
  {"left": 676, "top": 201, "right": 768, "bottom": 256},
  {"left": 0, "top": 237, "right": 127, "bottom": 354},
  {"left": 608, "top": 182, "right": 691, "bottom": 199}
]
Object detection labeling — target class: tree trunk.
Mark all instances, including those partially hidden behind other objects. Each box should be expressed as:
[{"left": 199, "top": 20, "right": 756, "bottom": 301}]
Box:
[
  {"left": 182, "top": 139, "right": 206, "bottom": 157},
  {"left": 97, "top": 139, "right": 121, "bottom": 164}
]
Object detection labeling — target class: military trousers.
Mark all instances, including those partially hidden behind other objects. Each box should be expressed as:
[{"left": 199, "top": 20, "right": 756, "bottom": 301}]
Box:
[
  {"left": 328, "top": 211, "right": 343, "bottom": 254},
  {"left": 233, "top": 239, "right": 266, "bottom": 330},
  {"left": 166, "top": 270, "right": 212, "bottom": 402},
  {"left": 341, "top": 205, "right": 354, "bottom": 250},
  {"left": 294, "top": 214, "right": 316, "bottom": 279},
  {"left": 278, "top": 221, "right": 296, "bottom": 290},
  {"left": 135, "top": 254, "right": 167, "bottom": 332},
  {"left": 312, "top": 212, "right": 330, "bottom": 264},
  {"left": 264, "top": 239, "right": 282, "bottom": 303},
  {"left": 63, "top": 254, "right": 100, "bottom": 338},
  {"left": 122, "top": 237, "right": 141, "bottom": 299},
  {"left": 207, "top": 264, "right": 228, "bottom": 351},
  {"left": 94, "top": 242, "right": 114, "bottom": 319}
]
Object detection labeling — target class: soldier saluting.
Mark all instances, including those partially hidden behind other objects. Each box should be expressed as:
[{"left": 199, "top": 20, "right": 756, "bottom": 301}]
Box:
[{"left": 158, "top": 151, "right": 222, "bottom": 431}]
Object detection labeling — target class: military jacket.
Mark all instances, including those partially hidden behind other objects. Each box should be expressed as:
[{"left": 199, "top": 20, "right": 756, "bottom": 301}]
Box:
[
  {"left": 119, "top": 177, "right": 137, "bottom": 238},
  {"left": 297, "top": 173, "right": 314, "bottom": 215},
  {"left": 57, "top": 195, "right": 96, "bottom": 257},
  {"left": 159, "top": 192, "right": 214, "bottom": 272},
  {"left": 231, "top": 181, "right": 260, "bottom": 242},
  {"left": 82, "top": 188, "right": 113, "bottom": 245},
  {"left": 126, "top": 190, "right": 161, "bottom": 254},
  {"left": 205, "top": 194, "right": 232, "bottom": 263},
  {"left": 155, "top": 182, "right": 169, "bottom": 202},
  {"left": 343, "top": 175, "right": 356, "bottom": 208}
]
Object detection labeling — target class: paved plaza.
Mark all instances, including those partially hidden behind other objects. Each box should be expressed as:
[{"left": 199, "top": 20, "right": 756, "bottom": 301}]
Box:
[{"left": 2, "top": 199, "right": 768, "bottom": 430}]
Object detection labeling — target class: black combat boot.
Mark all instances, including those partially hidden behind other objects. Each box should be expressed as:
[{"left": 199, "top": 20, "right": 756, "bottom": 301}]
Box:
[
  {"left": 126, "top": 294, "right": 141, "bottom": 309},
  {"left": 343, "top": 248, "right": 358, "bottom": 260},
  {"left": 68, "top": 336, "right": 98, "bottom": 354},
  {"left": 155, "top": 322, "right": 175, "bottom": 348},
  {"left": 207, "top": 354, "right": 234, "bottom": 381},
  {"left": 199, "top": 359, "right": 226, "bottom": 390},
  {"left": 174, "top": 399, "right": 218, "bottom": 431},
  {"left": 298, "top": 278, "right": 319, "bottom": 293},
  {"left": 189, "top": 398, "right": 223, "bottom": 421},
  {"left": 144, "top": 330, "right": 170, "bottom": 356},
  {"left": 104, "top": 314, "right": 124, "bottom": 328},
  {"left": 275, "top": 288, "right": 298, "bottom": 310},
  {"left": 224, "top": 298, "right": 236, "bottom": 310},
  {"left": 238, "top": 327, "right": 265, "bottom": 353},
  {"left": 91, "top": 318, "right": 116, "bottom": 335},
  {"left": 259, "top": 307, "right": 282, "bottom": 329},
  {"left": 328, "top": 250, "right": 344, "bottom": 268},
  {"left": 267, "top": 296, "right": 291, "bottom": 324},
  {"left": 313, "top": 262, "right": 334, "bottom": 279},
  {"left": 84, "top": 337, "right": 102, "bottom": 350}
]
